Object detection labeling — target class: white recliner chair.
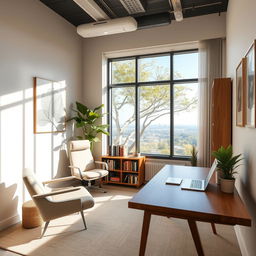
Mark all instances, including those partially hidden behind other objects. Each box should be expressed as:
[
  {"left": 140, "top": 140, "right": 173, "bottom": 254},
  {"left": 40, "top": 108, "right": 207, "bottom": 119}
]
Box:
[
  {"left": 23, "top": 168, "right": 94, "bottom": 237},
  {"left": 68, "top": 140, "right": 109, "bottom": 192}
]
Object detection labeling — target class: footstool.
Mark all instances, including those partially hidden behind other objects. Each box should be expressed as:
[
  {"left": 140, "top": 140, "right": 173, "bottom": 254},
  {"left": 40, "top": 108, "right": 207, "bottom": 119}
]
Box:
[{"left": 22, "top": 200, "right": 43, "bottom": 228}]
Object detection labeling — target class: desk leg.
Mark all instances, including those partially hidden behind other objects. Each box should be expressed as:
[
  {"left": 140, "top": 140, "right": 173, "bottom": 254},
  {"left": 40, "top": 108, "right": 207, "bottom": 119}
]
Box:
[
  {"left": 211, "top": 223, "right": 217, "bottom": 234},
  {"left": 188, "top": 220, "right": 204, "bottom": 256},
  {"left": 139, "top": 211, "right": 151, "bottom": 256}
]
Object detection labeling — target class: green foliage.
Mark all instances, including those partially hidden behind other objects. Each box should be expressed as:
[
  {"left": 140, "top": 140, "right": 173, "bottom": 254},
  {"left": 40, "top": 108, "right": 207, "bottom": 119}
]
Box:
[
  {"left": 212, "top": 145, "right": 243, "bottom": 180},
  {"left": 189, "top": 145, "right": 198, "bottom": 166},
  {"left": 67, "top": 102, "right": 109, "bottom": 148}
]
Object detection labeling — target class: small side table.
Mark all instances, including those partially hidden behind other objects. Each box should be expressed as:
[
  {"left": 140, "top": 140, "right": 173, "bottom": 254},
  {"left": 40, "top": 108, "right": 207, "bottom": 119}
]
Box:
[{"left": 22, "top": 200, "right": 43, "bottom": 228}]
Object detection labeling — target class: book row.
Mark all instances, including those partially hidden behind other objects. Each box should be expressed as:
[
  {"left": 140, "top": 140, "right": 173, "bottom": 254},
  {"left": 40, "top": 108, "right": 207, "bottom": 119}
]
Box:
[
  {"left": 104, "top": 159, "right": 120, "bottom": 170},
  {"left": 123, "top": 174, "right": 138, "bottom": 184},
  {"left": 108, "top": 145, "right": 127, "bottom": 156},
  {"left": 123, "top": 160, "right": 138, "bottom": 171},
  {"left": 103, "top": 159, "right": 139, "bottom": 171}
]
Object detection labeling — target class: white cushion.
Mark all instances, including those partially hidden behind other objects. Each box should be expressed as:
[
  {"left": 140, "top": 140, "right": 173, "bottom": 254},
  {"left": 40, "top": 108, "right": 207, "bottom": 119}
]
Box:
[
  {"left": 52, "top": 186, "right": 94, "bottom": 210},
  {"left": 80, "top": 169, "right": 108, "bottom": 180},
  {"left": 69, "top": 140, "right": 90, "bottom": 151},
  {"left": 70, "top": 149, "right": 95, "bottom": 172}
]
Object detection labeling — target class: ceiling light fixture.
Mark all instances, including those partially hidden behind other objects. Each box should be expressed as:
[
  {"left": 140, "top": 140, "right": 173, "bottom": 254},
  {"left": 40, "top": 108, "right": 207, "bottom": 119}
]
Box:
[
  {"left": 119, "top": 0, "right": 146, "bottom": 15},
  {"left": 169, "top": 0, "right": 183, "bottom": 22},
  {"left": 73, "top": 0, "right": 109, "bottom": 21},
  {"left": 77, "top": 17, "right": 137, "bottom": 38}
]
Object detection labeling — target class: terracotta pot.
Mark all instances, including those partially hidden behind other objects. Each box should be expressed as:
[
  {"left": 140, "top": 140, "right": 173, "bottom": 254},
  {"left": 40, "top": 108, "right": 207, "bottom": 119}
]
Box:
[{"left": 220, "top": 178, "right": 235, "bottom": 193}]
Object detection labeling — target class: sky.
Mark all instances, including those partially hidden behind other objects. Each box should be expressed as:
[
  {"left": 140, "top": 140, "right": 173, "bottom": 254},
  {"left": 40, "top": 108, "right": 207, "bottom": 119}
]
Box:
[
  {"left": 112, "top": 52, "right": 199, "bottom": 127},
  {"left": 139, "top": 52, "right": 199, "bottom": 126}
]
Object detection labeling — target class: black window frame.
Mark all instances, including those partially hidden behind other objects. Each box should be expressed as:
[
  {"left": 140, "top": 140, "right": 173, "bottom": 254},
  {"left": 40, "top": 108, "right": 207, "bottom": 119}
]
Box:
[{"left": 107, "top": 49, "right": 199, "bottom": 160}]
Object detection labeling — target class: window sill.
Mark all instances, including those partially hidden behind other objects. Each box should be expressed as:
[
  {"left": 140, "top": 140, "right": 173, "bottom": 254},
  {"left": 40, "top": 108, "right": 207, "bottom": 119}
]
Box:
[{"left": 141, "top": 154, "right": 190, "bottom": 161}]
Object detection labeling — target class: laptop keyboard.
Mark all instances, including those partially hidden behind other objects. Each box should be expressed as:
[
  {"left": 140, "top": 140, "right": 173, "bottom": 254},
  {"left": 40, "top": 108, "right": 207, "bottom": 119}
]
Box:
[{"left": 190, "top": 180, "right": 202, "bottom": 189}]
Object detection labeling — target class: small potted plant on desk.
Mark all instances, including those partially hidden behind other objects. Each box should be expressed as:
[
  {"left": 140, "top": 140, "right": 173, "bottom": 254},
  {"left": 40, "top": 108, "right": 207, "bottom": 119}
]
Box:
[{"left": 212, "top": 145, "right": 243, "bottom": 193}]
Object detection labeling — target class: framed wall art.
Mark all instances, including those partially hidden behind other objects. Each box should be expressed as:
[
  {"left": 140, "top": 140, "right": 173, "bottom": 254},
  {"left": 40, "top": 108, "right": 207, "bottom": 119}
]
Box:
[
  {"left": 33, "top": 77, "right": 66, "bottom": 134},
  {"left": 245, "top": 41, "right": 256, "bottom": 128},
  {"left": 236, "top": 58, "right": 246, "bottom": 127}
]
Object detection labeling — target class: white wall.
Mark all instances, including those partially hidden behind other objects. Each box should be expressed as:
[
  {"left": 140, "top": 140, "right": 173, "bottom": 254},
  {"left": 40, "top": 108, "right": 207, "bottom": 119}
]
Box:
[
  {"left": 82, "top": 13, "right": 226, "bottom": 158},
  {"left": 0, "top": 0, "right": 82, "bottom": 230},
  {"left": 226, "top": 1, "right": 256, "bottom": 255}
]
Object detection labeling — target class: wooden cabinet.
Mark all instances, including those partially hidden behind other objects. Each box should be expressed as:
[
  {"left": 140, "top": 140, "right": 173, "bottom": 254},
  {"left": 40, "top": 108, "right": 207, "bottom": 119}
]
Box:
[
  {"left": 211, "top": 78, "right": 232, "bottom": 160},
  {"left": 101, "top": 156, "right": 145, "bottom": 188}
]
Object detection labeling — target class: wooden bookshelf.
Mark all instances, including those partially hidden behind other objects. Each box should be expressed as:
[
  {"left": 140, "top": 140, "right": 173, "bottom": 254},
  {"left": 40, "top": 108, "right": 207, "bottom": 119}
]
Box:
[{"left": 101, "top": 155, "right": 145, "bottom": 188}]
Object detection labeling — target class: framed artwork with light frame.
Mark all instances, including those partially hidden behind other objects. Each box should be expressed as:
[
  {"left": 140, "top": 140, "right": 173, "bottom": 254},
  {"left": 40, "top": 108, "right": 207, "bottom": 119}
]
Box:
[
  {"left": 245, "top": 41, "right": 256, "bottom": 128},
  {"left": 236, "top": 58, "right": 246, "bottom": 127},
  {"left": 33, "top": 77, "right": 66, "bottom": 134}
]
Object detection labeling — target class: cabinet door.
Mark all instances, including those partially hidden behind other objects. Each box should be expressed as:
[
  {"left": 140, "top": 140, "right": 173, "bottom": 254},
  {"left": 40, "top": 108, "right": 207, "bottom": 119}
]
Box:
[{"left": 211, "top": 78, "right": 232, "bottom": 157}]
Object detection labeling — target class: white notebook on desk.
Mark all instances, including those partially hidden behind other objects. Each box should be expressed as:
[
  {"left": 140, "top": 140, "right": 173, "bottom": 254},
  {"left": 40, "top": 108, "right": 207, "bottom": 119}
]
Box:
[{"left": 165, "top": 177, "right": 182, "bottom": 185}]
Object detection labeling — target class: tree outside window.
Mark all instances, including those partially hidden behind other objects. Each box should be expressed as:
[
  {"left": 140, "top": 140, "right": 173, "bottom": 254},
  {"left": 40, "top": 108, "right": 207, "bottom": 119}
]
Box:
[{"left": 109, "top": 51, "right": 198, "bottom": 157}]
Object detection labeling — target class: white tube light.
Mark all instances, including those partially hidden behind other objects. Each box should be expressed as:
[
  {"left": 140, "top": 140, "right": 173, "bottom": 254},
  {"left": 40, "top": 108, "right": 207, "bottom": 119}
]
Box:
[
  {"left": 73, "top": 0, "right": 109, "bottom": 21},
  {"left": 77, "top": 17, "right": 137, "bottom": 38}
]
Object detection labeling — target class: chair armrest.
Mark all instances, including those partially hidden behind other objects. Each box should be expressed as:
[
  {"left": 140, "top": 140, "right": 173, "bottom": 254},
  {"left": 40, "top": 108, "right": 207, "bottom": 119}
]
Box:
[
  {"left": 43, "top": 176, "right": 76, "bottom": 185},
  {"left": 95, "top": 161, "right": 108, "bottom": 170},
  {"left": 33, "top": 187, "right": 81, "bottom": 199},
  {"left": 69, "top": 166, "right": 83, "bottom": 180}
]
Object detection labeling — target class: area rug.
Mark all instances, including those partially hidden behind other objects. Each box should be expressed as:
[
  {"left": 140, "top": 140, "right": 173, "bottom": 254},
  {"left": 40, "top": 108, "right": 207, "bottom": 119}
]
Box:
[{"left": 0, "top": 186, "right": 241, "bottom": 256}]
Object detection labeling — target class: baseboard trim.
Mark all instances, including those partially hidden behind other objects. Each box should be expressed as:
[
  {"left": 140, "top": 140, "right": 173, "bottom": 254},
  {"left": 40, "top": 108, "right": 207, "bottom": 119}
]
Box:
[
  {"left": 235, "top": 226, "right": 249, "bottom": 256},
  {"left": 0, "top": 214, "right": 20, "bottom": 231}
]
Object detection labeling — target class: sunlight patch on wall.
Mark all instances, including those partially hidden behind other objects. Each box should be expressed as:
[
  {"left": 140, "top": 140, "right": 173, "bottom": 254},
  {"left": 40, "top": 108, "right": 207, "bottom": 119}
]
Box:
[{"left": 0, "top": 91, "right": 24, "bottom": 214}]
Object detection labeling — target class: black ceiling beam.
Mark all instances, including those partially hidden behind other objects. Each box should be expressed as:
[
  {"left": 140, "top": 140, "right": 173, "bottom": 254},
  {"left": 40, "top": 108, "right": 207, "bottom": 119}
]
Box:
[{"left": 136, "top": 12, "right": 171, "bottom": 29}]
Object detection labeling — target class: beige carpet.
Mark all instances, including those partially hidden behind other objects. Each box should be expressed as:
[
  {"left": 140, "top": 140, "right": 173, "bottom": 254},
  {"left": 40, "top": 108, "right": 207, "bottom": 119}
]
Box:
[{"left": 0, "top": 186, "right": 241, "bottom": 256}]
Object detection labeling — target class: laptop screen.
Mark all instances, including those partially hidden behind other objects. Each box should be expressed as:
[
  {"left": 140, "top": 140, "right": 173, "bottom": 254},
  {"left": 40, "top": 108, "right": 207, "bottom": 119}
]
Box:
[{"left": 205, "top": 159, "right": 218, "bottom": 186}]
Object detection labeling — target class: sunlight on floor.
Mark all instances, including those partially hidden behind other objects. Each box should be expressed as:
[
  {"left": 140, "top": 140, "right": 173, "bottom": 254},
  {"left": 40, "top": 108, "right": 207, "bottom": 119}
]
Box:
[{"left": 94, "top": 194, "right": 133, "bottom": 203}]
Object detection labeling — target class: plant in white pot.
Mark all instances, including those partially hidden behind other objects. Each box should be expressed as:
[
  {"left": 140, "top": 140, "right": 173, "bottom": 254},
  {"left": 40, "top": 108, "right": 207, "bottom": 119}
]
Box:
[{"left": 212, "top": 145, "right": 243, "bottom": 193}]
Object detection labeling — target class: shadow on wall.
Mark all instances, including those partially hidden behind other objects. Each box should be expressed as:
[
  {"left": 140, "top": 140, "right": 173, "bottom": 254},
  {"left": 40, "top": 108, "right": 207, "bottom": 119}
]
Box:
[
  {"left": 237, "top": 178, "right": 256, "bottom": 250},
  {"left": 48, "top": 149, "right": 80, "bottom": 188},
  {"left": 0, "top": 183, "right": 18, "bottom": 227},
  {"left": 241, "top": 153, "right": 256, "bottom": 209},
  {"left": 236, "top": 153, "right": 256, "bottom": 251},
  {"left": 0, "top": 80, "right": 74, "bottom": 226}
]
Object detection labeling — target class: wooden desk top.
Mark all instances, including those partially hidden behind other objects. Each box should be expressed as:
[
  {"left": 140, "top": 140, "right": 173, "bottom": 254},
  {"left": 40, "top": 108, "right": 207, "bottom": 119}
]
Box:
[{"left": 128, "top": 165, "right": 251, "bottom": 226}]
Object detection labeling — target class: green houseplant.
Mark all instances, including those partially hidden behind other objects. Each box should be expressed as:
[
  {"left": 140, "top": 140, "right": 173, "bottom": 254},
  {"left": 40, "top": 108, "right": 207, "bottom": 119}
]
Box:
[
  {"left": 212, "top": 145, "right": 243, "bottom": 193},
  {"left": 190, "top": 145, "right": 198, "bottom": 167},
  {"left": 67, "top": 102, "right": 109, "bottom": 149}
]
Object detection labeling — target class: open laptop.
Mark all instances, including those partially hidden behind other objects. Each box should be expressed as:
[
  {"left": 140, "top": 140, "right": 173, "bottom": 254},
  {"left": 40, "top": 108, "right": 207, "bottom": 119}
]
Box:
[{"left": 181, "top": 159, "right": 218, "bottom": 191}]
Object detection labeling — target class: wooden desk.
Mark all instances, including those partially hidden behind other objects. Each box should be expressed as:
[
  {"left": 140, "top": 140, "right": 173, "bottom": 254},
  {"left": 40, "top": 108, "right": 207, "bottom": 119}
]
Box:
[{"left": 128, "top": 165, "right": 251, "bottom": 256}]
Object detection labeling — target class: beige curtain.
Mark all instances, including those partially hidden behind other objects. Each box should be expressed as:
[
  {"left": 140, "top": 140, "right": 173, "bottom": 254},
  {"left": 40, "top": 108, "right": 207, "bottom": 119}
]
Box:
[{"left": 198, "top": 38, "right": 225, "bottom": 167}]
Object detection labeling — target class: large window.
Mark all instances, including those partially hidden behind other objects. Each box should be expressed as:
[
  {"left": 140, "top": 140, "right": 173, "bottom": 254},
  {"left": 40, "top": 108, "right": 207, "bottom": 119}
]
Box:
[{"left": 108, "top": 50, "right": 199, "bottom": 158}]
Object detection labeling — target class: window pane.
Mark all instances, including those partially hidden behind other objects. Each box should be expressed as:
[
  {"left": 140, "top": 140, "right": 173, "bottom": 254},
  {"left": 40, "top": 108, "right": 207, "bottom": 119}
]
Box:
[
  {"left": 111, "top": 59, "right": 135, "bottom": 84},
  {"left": 173, "top": 83, "right": 199, "bottom": 156},
  {"left": 138, "top": 55, "right": 170, "bottom": 82},
  {"left": 173, "top": 52, "right": 198, "bottom": 80},
  {"left": 139, "top": 85, "right": 170, "bottom": 154},
  {"left": 111, "top": 87, "right": 135, "bottom": 153}
]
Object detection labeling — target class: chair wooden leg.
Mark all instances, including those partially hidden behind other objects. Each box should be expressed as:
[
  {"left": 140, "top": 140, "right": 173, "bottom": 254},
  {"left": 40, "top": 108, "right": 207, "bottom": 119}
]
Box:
[
  {"left": 41, "top": 221, "right": 50, "bottom": 238},
  {"left": 80, "top": 211, "right": 87, "bottom": 230},
  {"left": 211, "top": 222, "right": 217, "bottom": 234}
]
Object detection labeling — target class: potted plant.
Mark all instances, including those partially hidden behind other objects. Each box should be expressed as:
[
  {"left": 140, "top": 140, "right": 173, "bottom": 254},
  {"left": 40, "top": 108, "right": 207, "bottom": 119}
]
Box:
[
  {"left": 212, "top": 145, "right": 243, "bottom": 193},
  {"left": 67, "top": 101, "right": 109, "bottom": 149},
  {"left": 190, "top": 145, "right": 198, "bottom": 167}
]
